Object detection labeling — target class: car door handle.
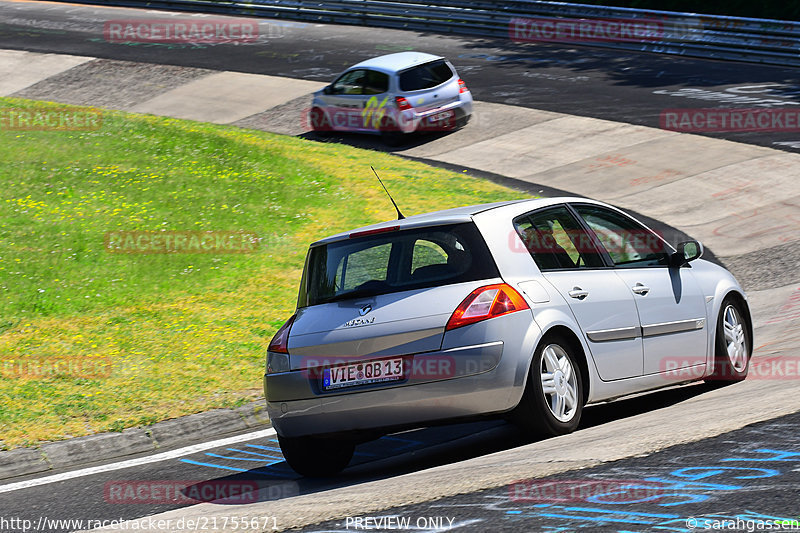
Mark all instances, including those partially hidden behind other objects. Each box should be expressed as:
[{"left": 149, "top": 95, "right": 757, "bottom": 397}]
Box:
[
  {"left": 568, "top": 287, "right": 589, "bottom": 300},
  {"left": 632, "top": 283, "right": 650, "bottom": 296}
]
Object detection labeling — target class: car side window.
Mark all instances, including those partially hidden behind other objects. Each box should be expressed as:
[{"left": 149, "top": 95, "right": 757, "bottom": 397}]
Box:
[
  {"left": 572, "top": 204, "right": 671, "bottom": 268},
  {"left": 363, "top": 70, "right": 389, "bottom": 95},
  {"left": 331, "top": 69, "right": 367, "bottom": 95},
  {"left": 513, "top": 206, "right": 606, "bottom": 271}
]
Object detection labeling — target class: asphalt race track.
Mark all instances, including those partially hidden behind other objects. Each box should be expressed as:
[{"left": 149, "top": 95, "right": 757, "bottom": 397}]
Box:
[
  {"left": 303, "top": 411, "right": 800, "bottom": 532},
  {"left": 0, "top": 421, "right": 522, "bottom": 532},
  {"left": 0, "top": 1, "right": 799, "bottom": 532},
  {"left": 1, "top": 387, "right": 741, "bottom": 532}
]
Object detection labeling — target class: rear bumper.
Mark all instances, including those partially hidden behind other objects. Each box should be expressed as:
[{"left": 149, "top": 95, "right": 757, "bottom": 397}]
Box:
[
  {"left": 399, "top": 96, "right": 474, "bottom": 134},
  {"left": 264, "top": 340, "right": 519, "bottom": 438}
]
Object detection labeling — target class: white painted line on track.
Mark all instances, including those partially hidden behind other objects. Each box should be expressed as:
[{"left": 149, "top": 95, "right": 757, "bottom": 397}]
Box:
[{"left": 0, "top": 427, "right": 277, "bottom": 494}]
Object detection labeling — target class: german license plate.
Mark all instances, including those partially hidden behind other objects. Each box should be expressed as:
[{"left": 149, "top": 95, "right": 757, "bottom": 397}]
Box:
[
  {"left": 322, "top": 358, "right": 404, "bottom": 390},
  {"left": 427, "top": 111, "right": 452, "bottom": 123}
]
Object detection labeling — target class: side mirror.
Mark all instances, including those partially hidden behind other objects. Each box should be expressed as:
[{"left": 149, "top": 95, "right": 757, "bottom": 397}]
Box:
[
  {"left": 323, "top": 85, "right": 333, "bottom": 95},
  {"left": 671, "top": 240, "right": 703, "bottom": 267}
]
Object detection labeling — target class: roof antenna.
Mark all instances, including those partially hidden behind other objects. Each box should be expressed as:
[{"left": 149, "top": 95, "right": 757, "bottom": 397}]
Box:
[{"left": 371, "top": 166, "right": 405, "bottom": 220}]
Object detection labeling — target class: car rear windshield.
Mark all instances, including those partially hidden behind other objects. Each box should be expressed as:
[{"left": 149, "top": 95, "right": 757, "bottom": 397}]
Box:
[
  {"left": 297, "top": 223, "right": 499, "bottom": 307},
  {"left": 398, "top": 59, "right": 454, "bottom": 92}
]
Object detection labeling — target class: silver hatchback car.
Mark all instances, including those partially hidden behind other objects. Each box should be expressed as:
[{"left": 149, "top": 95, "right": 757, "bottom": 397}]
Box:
[
  {"left": 265, "top": 197, "right": 752, "bottom": 476},
  {"left": 307, "top": 52, "right": 473, "bottom": 144}
]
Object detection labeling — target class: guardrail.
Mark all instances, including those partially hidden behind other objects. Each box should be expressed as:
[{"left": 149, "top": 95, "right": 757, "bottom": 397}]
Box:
[{"left": 53, "top": 0, "right": 800, "bottom": 68}]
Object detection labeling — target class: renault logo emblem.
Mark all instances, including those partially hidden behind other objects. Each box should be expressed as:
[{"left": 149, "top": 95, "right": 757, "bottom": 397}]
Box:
[{"left": 359, "top": 304, "right": 372, "bottom": 316}]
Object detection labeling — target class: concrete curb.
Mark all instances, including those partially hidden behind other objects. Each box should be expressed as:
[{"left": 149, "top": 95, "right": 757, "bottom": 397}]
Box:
[{"left": 0, "top": 399, "right": 269, "bottom": 482}]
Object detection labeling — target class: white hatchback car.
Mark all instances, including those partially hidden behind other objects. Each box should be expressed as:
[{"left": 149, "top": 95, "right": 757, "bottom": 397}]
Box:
[
  {"left": 266, "top": 198, "right": 752, "bottom": 476},
  {"left": 307, "top": 52, "right": 473, "bottom": 144}
]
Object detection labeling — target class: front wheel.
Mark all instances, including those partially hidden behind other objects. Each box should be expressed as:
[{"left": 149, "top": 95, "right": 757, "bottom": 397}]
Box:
[
  {"left": 510, "top": 334, "right": 584, "bottom": 438},
  {"left": 706, "top": 297, "right": 751, "bottom": 383},
  {"left": 308, "top": 107, "right": 331, "bottom": 136},
  {"left": 278, "top": 435, "right": 354, "bottom": 477}
]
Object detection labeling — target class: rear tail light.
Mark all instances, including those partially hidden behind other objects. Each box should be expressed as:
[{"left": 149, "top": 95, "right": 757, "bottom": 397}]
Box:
[
  {"left": 458, "top": 79, "right": 469, "bottom": 94},
  {"left": 268, "top": 314, "right": 296, "bottom": 354},
  {"left": 446, "top": 283, "right": 529, "bottom": 331},
  {"left": 395, "top": 96, "right": 412, "bottom": 110}
]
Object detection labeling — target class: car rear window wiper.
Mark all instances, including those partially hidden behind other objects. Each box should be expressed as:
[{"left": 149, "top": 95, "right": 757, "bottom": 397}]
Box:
[{"left": 325, "top": 288, "right": 379, "bottom": 303}]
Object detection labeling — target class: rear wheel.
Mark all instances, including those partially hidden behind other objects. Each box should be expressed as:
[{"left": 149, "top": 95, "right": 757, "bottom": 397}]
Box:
[
  {"left": 510, "top": 334, "right": 584, "bottom": 437},
  {"left": 278, "top": 435, "right": 354, "bottom": 477},
  {"left": 706, "top": 297, "right": 751, "bottom": 383},
  {"left": 454, "top": 109, "right": 470, "bottom": 129},
  {"left": 379, "top": 117, "right": 404, "bottom": 147}
]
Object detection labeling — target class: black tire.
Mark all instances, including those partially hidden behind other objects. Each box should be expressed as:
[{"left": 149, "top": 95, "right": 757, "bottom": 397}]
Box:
[
  {"left": 379, "top": 118, "right": 404, "bottom": 147},
  {"left": 510, "top": 334, "right": 584, "bottom": 438},
  {"left": 706, "top": 297, "right": 751, "bottom": 383},
  {"left": 454, "top": 110, "right": 470, "bottom": 129},
  {"left": 278, "top": 435, "right": 355, "bottom": 477},
  {"left": 308, "top": 107, "right": 331, "bottom": 135},
  {"left": 278, "top": 434, "right": 354, "bottom": 477}
]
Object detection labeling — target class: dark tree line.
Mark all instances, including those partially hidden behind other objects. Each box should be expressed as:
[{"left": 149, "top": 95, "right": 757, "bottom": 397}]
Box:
[{"left": 570, "top": 0, "right": 800, "bottom": 22}]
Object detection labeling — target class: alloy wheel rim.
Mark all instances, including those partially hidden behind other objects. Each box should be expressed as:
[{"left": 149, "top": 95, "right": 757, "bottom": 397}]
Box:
[
  {"left": 540, "top": 344, "right": 579, "bottom": 422},
  {"left": 723, "top": 304, "right": 748, "bottom": 372}
]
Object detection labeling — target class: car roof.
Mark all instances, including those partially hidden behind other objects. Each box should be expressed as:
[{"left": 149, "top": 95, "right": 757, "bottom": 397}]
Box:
[
  {"left": 311, "top": 196, "right": 602, "bottom": 246},
  {"left": 349, "top": 52, "right": 445, "bottom": 74}
]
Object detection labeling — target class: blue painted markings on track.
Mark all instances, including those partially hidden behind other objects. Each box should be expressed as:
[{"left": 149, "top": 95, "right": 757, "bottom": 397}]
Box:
[
  {"left": 177, "top": 434, "right": 428, "bottom": 478},
  {"left": 491, "top": 447, "right": 800, "bottom": 531},
  {"left": 721, "top": 448, "right": 800, "bottom": 462},
  {"left": 180, "top": 437, "right": 296, "bottom": 477}
]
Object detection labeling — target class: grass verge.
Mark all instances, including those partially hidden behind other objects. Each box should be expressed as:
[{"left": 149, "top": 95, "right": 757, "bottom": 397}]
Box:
[{"left": 0, "top": 97, "right": 528, "bottom": 449}]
